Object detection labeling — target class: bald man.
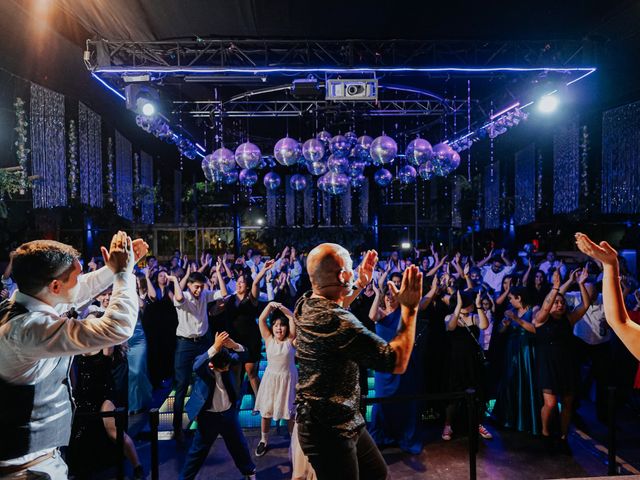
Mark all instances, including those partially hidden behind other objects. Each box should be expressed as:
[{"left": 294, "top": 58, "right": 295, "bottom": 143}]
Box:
[{"left": 293, "top": 244, "right": 423, "bottom": 480}]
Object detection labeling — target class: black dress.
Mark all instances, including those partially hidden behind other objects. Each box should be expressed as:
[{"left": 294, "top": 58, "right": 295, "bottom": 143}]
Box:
[
  {"left": 223, "top": 294, "right": 262, "bottom": 363},
  {"left": 67, "top": 351, "right": 119, "bottom": 476},
  {"left": 448, "top": 320, "right": 484, "bottom": 399},
  {"left": 142, "top": 288, "right": 178, "bottom": 388},
  {"left": 536, "top": 315, "right": 578, "bottom": 396}
]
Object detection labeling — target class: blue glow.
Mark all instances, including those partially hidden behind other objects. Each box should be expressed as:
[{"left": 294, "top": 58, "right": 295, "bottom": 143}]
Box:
[
  {"left": 195, "top": 143, "right": 206, "bottom": 152},
  {"left": 91, "top": 73, "right": 126, "bottom": 101},
  {"left": 565, "top": 69, "right": 596, "bottom": 86},
  {"left": 196, "top": 151, "right": 205, "bottom": 158},
  {"left": 490, "top": 102, "right": 519, "bottom": 120},
  {"left": 95, "top": 66, "right": 597, "bottom": 75}
]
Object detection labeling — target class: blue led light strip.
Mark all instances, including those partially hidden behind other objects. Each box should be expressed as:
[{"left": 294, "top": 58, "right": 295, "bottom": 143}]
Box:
[{"left": 91, "top": 73, "right": 126, "bottom": 100}]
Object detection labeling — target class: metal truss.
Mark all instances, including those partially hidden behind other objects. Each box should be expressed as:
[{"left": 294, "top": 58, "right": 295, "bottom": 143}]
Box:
[
  {"left": 172, "top": 98, "right": 470, "bottom": 118},
  {"left": 86, "top": 38, "right": 594, "bottom": 72}
]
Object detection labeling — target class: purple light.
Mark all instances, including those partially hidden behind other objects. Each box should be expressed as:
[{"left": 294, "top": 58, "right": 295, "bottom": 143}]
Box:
[
  {"left": 195, "top": 143, "right": 206, "bottom": 152},
  {"left": 95, "top": 66, "right": 597, "bottom": 75},
  {"left": 490, "top": 102, "right": 519, "bottom": 120},
  {"left": 91, "top": 73, "right": 125, "bottom": 100}
]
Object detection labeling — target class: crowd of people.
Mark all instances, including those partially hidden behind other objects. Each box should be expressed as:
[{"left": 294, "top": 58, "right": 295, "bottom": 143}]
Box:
[{"left": 1, "top": 232, "right": 640, "bottom": 479}]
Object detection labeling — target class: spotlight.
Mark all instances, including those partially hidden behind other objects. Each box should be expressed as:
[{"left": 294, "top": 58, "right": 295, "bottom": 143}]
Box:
[
  {"left": 401, "top": 242, "right": 411, "bottom": 250},
  {"left": 257, "top": 218, "right": 264, "bottom": 226},
  {"left": 538, "top": 94, "right": 559, "bottom": 113},
  {"left": 140, "top": 101, "right": 155, "bottom": 116}
]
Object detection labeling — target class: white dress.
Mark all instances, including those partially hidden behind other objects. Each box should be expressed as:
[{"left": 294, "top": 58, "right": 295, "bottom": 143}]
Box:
[{"left": 254, "top": 336, "right": 298, "bottom": 420}]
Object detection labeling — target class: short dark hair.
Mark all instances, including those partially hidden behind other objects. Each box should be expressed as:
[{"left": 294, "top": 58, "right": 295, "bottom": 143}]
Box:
[
  {"left": 210, "top": 348, "right": 233, "bottom": 369},
  {"left": 187, "top": 272, "right": 208, "bottom": 284},
  {"left": 269, "top": 312, "right": 290, "bottom": 336},
  {"left": 389, "top": 272, "right": 402, "bottom": 281},
  {"left": 11, "top": 240, "right": 80, "bottom": 296},
  {"left": 508, "top": 286, "right": 531, "bottom": 307}
]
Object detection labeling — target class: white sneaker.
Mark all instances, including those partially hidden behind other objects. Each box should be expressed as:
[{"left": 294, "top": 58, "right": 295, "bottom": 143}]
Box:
[{"left": 442, "top": 424, "right": 453, "bottom": 441}]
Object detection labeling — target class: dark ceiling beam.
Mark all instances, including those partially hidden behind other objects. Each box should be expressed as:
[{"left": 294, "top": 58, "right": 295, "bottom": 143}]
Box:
[{"left": 86, "top": 38, "right": 598, "bottom": 71}]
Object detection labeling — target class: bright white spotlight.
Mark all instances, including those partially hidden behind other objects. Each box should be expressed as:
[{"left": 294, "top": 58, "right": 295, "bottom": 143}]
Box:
[
  {"left": 538, "top": 95, "right": 559, "bottom": 113},
  {"left": 141, "top": 101, "right": 156, "bottom": 116},
  {"left": 256, "top": 218, "right": 264, "bottom": 225},
  {"left": 401, "top": 241, "right": 411, "bottom": 250}
]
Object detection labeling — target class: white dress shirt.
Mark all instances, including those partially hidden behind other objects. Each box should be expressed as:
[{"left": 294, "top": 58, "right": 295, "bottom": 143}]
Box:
[
  {"left": 205, "top": 344, "right": 245, "bottom": 413},
  {"left": 173, "top": 289, "right": 222, "bottom": 338},
  {"left": 481, "top": 264, "right": 515, "bottom": 293},
  {"left": 565, "top": 292, "right": 610, "bottom": 345}
]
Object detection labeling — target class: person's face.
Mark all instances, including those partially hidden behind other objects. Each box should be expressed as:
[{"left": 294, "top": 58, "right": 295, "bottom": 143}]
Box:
[
  {"left": 188, "top": 281, "right": 205, "bottom": 298},
  {"left": 157, "top": 271, "right": 168, "bottom": 285},
  {"left": 422, "top": 258, "right": 429, "bottom": 269},
  {"left": 50, "top": 260, "right": 82, "bottom": 304},
  {"left": 147, "top": 258, "right": 157, "bottom": 268},
  {"left": 272, "top": 319, "right": 288, "bottom": 341},
  {"left": 481, "top": 299, "right": 492, "bottom": 311},
  {"left": 236, "top": 275, "right": 248, "bottom": 295},
  {"left": 469, "top": 271, "right": 481, "bottom": 282},
  {"left": 170, "top": 257, "right": 179, "bottom": 268},
  {"left": 508, "top": 294, "right": 522, "bottom": 310},
  {"left": 502, "top": 276, "right": 511, "bottom": 290},
  {"left": 385, "top": 290, "right": 399, "bottom": 310},
  {"left": 550, "top": 295, "right": 566, "bottom": 315},
  {"left": 391, "top": 251, "right": 399, "bottom": 261},
  {"left": 246, "top": 249, "right": 253, "bottom": 258},
  {"left": 98, "top": 291, "right": 112, "bottom": 308},
  {"left": 492, "top": 261, "right": 503, "bottom": 274},
  {"left": 535, "top": 271, "right": 544, "bottom": 286},
  {"left": 391, "top": 276, "right": 402, "bottom": 290},
  {"left": 253, "top": 254, "right": 262, "bottom": 265},
  {"left": 546, "top": 252, "right": 555, "bottom": 263}
]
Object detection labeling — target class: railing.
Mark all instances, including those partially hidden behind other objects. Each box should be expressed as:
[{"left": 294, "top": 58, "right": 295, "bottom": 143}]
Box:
[
  {"left": 74, "top": 408, "right": 160, "bottom": 480},
  {"left": 363, "top": 388, "right": 479, "bottom": 480}
]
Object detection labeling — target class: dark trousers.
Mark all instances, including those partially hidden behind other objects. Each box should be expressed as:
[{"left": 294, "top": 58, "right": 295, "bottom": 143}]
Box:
[
  {"left": 297, "top": 423, "right": 388, "bottom": 480},
  {"left": 179, "top": 409, "right": 255, "bottom": 480},
  {"left": 173, "top": 337, "right": 209, "bottom": 429}
]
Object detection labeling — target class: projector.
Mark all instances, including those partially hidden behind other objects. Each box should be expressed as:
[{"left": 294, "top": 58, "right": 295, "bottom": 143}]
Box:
[{"left": 326, "top": 79, "right": 378, "bottom": 101}]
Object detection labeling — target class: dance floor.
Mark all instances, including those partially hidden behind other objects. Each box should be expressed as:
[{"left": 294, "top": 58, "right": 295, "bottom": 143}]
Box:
[{"left": 121, "top": 398, "right": 640, "bottom": 480}]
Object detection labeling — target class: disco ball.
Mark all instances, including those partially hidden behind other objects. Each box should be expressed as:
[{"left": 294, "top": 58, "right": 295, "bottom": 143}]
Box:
[
  {"left": 238, "top": 168, "right": 258, "bottom": 187},
  {"left": 223, "top": 169, "right": 238, "bottom": 185},
  {"left": 211, "top": 147, "right": 236, "bottom": 173},
  {"left": 345, "top": 131, "right": 358, "bottom": 147},
  {"left": 290, "top": 174, "right": 308, "bottom": 191},
  {"left": 370, "top": 135, "right": 398, "bottom": 165},
  {"left": 329, "top": 135, "right": 350, "bottom": 158},
  {"left": 322, "top": 172, "right": 349, "bottom": 195},
  {"left": 235, "top": 142, "right": 262, "bottom": 170},
  {"left": 355, "top": 135, "right": 374, "bottom": 162},
  {"left": 327, "top": 154, "right": 349, "bottom": 174},
  {"left": 273, "top": 137, "right": 301, "bottom": 166},
  {"left": 374, "top": 168, "right": 393, "bottom": 187},
  {"left": 405, "top": 138, "right": 433, "bottom": 167},
  {"left": 316, "top": 130, "right": 332, "bottom": 146},
  {"left": 348, "top": 159, "right": 366, "bottom": 177},
  {"left": 350, "top": 174, "right": 366, "bottom": 189},
  {"left": 302, "top": 138, "right": 325, "bottom": 162},
  {"left": 306, "top": 159, "right": 328, "bottom": 176},
  {"left": 398, "top": 165, "right": 417, "bottom": 185},
  {"left": 449, "top": 150, "right": 461, "bottom": 171},
  {"left": 201, "top": 155, "right": 215, "bottom": 181},
  {"left": 263, "top": 171, "right": 281, "bottom": 191},
  {"left": 418, "top": 160, "right": 435, "bottom": 180},
  {"left": 317, "top": 174, "right": 328, "bottom": 192}
]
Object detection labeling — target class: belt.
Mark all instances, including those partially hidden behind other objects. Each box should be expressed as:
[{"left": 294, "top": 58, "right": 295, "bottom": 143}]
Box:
[
  {"left": 0, "top": 451, "right": 55, "bottom": 475},
  {"left": 177, "top": 335, "right": 207, "bottom": 342}
]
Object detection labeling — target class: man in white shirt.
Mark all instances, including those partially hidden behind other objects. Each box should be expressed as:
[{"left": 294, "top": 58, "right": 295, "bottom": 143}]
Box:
[
  {"left": 167, "top": 270, "right": 225, "bottom": 442},
  {"left": 180, "top": 331, "right": 256, "bottom": 480},
  {"left": 539, "top": 251, "right": 567, "bottom": 279},
  {"left": 0, "top": 231, "right": 147, "bottom": 479},
  {"left": 480, "top": 257, "right": 515, "bottom": 293}
]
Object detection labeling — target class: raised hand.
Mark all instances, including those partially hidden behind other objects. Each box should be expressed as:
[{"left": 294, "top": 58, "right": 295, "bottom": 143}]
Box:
[
  {"left": 357, "top": 250, "right": 378, "bottom": 288},
  {"left": 578, "top": 267, "right": 589, "bottom": 285},
  {"left": 222, "top": 335, "right": 241, "bottom": 350},
  {"left": 568, "top": 268, "right": 580, "bottom": 284},
  {"left": 131, "top": 238, "right": 149, "bottom": 263},
  {"left": 88, "top": 257, "right": 97, "bottom": 271},
  {"left": 575, "top": 232, "right": 618, "bottom": 267},
  {"left": 262, "top": 259, "right": 276, "bottom": 271},
  {"left": 388, "top": 265, "right": 423, "bottom": 310},
  {"left": 101, "top": 231, "right": 135, "bottom": 274},
  {"left": 475, "top": 291, "right": 483, "bottom": 309},
  {"left": 552, "top": 269, "right": 561, "bottom": 289},
  {"left": 213, "top": 331, "right": 230, "bottom": 351}
]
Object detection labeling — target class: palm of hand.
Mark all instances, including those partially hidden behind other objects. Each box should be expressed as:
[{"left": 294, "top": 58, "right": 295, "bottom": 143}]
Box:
[{"left": 575, "top": 233, "right": 618, "bottom": 266}]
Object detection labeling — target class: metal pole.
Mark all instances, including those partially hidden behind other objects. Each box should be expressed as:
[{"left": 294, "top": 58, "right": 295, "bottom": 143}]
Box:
[
  {"left": 150, "top": 408, "right": 160, "bottom": 480},
  {"left": 465, "top": 388, "right": 477, "bottom": 480},
  {"left": 608, "top": 386, "right": 617, "bottom": 476},
  {"left": 115, "top": 407, "right": 126, "bottom": 480}
]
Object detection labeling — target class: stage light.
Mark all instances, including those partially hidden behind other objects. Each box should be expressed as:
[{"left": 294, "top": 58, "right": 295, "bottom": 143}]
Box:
[
  {"left": 538, "top": 94, "right": 559, "bottom": 113},
  {"left": 257, "top": 218, "right": 264, "bottom": 225},
  {"left": 140, "top": 101, "right": 155, "bottom": 116},
  {"left": 401, "top": 242, "right": 411, "bottom": 250}
]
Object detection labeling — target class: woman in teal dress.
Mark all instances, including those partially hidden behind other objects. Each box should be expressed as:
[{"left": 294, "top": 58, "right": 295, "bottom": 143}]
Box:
[
  {"left": 368, "top": 284, "right": 422, "bottom": 454},
  {"left": 493, "top": 286, "right": 542, "bottom": 435}
]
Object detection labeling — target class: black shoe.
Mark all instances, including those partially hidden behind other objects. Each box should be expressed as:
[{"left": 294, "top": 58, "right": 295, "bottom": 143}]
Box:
[{"left": 255, "top": 441, "right": 268, "bottom": 457}]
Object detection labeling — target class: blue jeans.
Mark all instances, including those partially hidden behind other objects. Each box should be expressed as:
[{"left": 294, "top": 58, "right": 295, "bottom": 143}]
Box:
[
  {"left": 179, "top": 409, "right": 255, "bottom": 480},
  {"left": 173, "top": 337, "right": 209, "bottom": 430}
]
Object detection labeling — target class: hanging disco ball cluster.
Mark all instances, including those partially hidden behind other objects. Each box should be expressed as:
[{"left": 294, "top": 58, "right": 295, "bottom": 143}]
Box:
[
  {"left": 201, "top": 131, "right": 462, "bottom": 194},
  {"left": 136, "top": 115, "right": 198, "bottom": 159}
]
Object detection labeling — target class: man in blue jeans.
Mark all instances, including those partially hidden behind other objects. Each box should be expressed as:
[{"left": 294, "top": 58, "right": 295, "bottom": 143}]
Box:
[
  {"left": 180, "top": 331, "right": 256, "bottom": 480},
  {"left": 168, "top": 267, "right": 226, "bottom": 442},
  {"left": 294, "top": 245, "right": 422, "bottom": 479}
]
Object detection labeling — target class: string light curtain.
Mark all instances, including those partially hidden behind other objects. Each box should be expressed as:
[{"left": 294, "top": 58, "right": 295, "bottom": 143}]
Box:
[
  {"left": 30, "top": 83, "right": 67, "bottom": 208},
  {"left": 341, "top": 186, "right": 352, "bottom": 225},
  {"left": 115, "top": 131, "right": 133, "bottom": 220},
  {"left": 140, "top": 151, "right": 154, "bottom": 224},
  {"left": 78, "top": 102, "right": 103, "bottom": 208},
  {"left": 285, "top": 175, "right": 295, "bottom": 226},
  {"left": 451, "top": 177, "right": 462, "bottom": 228},
  {"left": 484, "top": 163, "right": 500, "bottom": 229},
  {"left": 602, "top": 101, "right": 640, "bottom": 214},
  {"left": 553, "top": 118, "right": 580, "bottom": 214},
  {"left": 303, "top": 176, "right": 314, "bottom": 225},
  {"left": 173, "top": 170, "right": 182, "bottom": 224},
  {"left": 514, "top": 143, "right": 536, "bottom": 225},
  {"left": 267, "top": 187, "right": 278, "bottom": 226}
]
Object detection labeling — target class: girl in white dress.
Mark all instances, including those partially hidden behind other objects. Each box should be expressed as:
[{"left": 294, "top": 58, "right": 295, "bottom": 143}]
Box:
[{"left": 254, "top": 301, "right": 297, "bottom": 457}]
